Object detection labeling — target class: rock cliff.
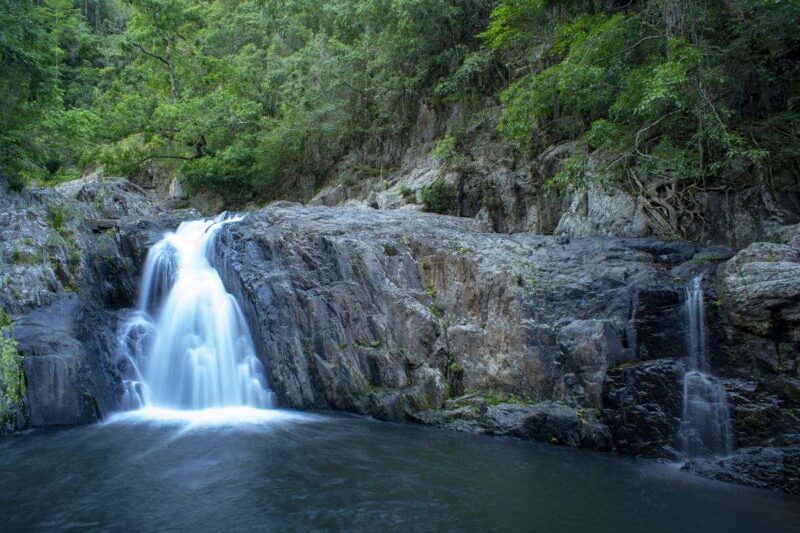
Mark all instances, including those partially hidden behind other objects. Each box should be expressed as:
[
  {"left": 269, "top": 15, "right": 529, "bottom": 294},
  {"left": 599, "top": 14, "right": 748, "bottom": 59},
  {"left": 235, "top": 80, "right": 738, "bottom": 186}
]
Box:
[{"left": 214, "top": 204, "right": 799, "bottom": 492}]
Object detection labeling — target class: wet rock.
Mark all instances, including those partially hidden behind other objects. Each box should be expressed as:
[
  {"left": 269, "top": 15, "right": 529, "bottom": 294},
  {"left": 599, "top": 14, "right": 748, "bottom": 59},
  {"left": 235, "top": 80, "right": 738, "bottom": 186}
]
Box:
[
  {"left": 218, "top": 206, "right": 688, "bottom": 412},
  {"left": 13, "top": 296, "right": 121, "bottom": 426},
  {"left": 414, "top": 398, "right": 611, "bottom": 450},
  {"left": 0, "top": 175, "right": 164, "bottom": 433},
  {"left": 602, "top": 358, "right": 685, "bottom": 458},
  {"left": 724, "top": 378, "right": 800, "bottom": 448},
  {"left": 215, "top": 205, "right": 699, "bottom": 456},
  {"left": 682, "top": 446, "right": 800, "bottom": 495},
  {"left": 513, "top": 401, "right": 612, "bottom": 450}
]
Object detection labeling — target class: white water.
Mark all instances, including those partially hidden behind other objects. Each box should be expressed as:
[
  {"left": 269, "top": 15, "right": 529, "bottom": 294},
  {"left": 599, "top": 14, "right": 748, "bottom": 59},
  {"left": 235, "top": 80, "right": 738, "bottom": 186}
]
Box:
[
  {"left": 679, "top": 276, "right": 733, "bottom": 457},
  {"left": 119, "top": 214, "right": 274, "bottom": 412}
]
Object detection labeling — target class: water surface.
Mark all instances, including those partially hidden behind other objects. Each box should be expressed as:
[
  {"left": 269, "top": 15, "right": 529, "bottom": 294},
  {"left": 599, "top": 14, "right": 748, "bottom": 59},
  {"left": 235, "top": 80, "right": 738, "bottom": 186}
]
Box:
[{"left": 1, "top": 411, "right": 798, "bottom": 532}]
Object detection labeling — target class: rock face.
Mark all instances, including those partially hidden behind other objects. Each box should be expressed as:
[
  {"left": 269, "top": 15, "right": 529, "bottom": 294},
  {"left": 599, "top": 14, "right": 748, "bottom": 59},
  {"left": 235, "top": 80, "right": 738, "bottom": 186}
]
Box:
[
  {"left": 0, "top": 173, "right": 178, "bottom": 431},
  {"left": 553, "top": 184, "right": 649, "bottom": 239},
  {"left": 13, "top": 296, "right": 119, "bottom": 426},
  {"left": 308, "top": 101, "right": 799, "bottom": 248},
  {"left": 602, "top": 359, "right": 685, "bottom": 458},
  {"left": 211, "top": 204, "right": 800, "bottom": 492},
  {"left": 720, "top": 241, "right": 800, "bottom": 341},
  {"left": 216, "top": 205, "right": 691, "bottom": 438}
]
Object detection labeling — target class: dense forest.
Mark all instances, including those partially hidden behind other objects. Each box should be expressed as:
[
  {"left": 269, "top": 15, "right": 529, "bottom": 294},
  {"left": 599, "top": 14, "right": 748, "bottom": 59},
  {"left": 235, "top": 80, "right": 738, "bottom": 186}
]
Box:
[{"left": 2, "top": 0, "right": 799, "bottom": 213}]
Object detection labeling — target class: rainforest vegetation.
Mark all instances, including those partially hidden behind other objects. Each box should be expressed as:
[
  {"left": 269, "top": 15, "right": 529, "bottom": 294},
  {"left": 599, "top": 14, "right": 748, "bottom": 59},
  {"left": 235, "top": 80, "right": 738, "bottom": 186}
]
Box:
[{"left": 1, "top": 0, "right": 798, "bottom": 210}]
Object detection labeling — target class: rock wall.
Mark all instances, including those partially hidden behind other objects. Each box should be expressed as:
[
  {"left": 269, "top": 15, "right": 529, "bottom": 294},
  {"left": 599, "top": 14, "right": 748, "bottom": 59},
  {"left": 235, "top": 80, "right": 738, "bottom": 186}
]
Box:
[
  {"left": 310, "top": 102, "right": 800, "bottom": 249},
  {"left": 0, "top": 174, "right": 179, "bottom": 432},
  {"left": 216, "top": 204, "right": 800, "bottom": 491}
]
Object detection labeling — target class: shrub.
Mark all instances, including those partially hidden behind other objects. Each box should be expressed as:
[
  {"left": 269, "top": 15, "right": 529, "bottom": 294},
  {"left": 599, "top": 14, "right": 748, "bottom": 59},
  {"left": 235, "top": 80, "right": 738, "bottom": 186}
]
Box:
[
  {"left": 431, "top": 135, "right": 468, "bottom": 170},
  {"left": 421, "top": 178, "right": 457, "bottom": 215},
  {"left": 0, "top": 310, "right": 24, "bottom": 421}
]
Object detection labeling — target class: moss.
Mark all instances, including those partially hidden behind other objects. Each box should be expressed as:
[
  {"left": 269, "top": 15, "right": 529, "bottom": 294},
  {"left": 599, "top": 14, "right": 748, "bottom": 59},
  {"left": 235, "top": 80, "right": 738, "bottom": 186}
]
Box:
[
  {"left": 300, "top": 336, "right": 313, "bottom": 355},
  {"left": 425, "top": 283, "right": 436, "bottom": 297},
  {"left": 483, "top": 391, "right": 503, "bottom": 406},
  {"left": 694, "top": 251, "right": 734, "bottom": 263},
  {"left": 11, "top": 246, "right": 40, "bottom": 265},
  {"left": 356, "top": 339, "right": 383, "bottom": 349},
  {"left": 457, "top": 247, "right": 470, "bottom": 255},
  {"left": 430, "top": 303, "right": 444, "bottom": 318},
  {"left": 399, "top": 184, "right": 416, "bottom": 203},
  {"left": 430, "top": 135, "right": 467, "bottom": 171},
  {"left": 49, "top": 206, "right": 66, "bottom": 233}
]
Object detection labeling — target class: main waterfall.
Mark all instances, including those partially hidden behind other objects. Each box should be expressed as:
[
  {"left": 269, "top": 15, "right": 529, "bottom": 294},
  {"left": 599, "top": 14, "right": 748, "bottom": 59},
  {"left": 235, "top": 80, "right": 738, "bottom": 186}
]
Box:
[
  {"left": 679, "top": 275, "right": 733, "bottom": 457},
  {"left": 119, "top": 215, "right": 274, "bottom": 411}
]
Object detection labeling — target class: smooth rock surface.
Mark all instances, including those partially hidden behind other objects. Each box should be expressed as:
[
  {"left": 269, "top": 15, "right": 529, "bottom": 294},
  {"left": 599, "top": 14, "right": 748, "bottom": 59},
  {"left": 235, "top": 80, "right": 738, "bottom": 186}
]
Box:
[{"left": 720, "top": 242, "right": 800, "bottom": 341}]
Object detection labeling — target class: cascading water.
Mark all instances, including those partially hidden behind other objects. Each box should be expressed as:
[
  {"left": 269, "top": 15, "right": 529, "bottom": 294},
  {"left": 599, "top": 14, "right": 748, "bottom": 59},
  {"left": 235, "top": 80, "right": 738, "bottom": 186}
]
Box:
[
  {"left": 119, "top": 214, "right": 274, "bottom": 411},
  {"left": 679, "top": 275, "right": 733, "bottom": 457}
]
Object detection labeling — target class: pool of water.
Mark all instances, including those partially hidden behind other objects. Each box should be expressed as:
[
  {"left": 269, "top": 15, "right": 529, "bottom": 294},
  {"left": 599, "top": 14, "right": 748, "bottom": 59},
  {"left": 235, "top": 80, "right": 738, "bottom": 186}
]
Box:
[{"left": 1, "top": 409, "right": 798, "bottom": 532}]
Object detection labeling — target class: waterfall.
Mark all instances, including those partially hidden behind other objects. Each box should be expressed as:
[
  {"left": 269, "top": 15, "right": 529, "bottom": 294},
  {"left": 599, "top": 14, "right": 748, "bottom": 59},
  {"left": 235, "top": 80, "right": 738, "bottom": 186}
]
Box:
[
  {"left": 119, "top": 214, "right": 274, "bottom": 411},
  {"left": 679, "top": 276, "right": 733, "bottom": 457}
]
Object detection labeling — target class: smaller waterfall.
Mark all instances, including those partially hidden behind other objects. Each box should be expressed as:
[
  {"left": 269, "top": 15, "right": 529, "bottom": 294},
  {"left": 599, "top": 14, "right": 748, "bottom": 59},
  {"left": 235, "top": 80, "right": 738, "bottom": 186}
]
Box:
[
  {"left": 679, "top": 276, "right": 733, "bottom": 457},
  {"left": 119, "top": 214, "right": 274, "bottom": 412}
]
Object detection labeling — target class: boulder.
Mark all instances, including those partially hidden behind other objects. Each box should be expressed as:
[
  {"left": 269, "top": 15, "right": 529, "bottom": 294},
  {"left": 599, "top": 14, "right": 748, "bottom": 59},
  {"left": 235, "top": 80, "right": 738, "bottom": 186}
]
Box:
[
  {"left": 555, "top": 319, "right": 632, "bottom": 407},
  {"left": 720, "top": 242, "right": 800, "bottom": 341}
]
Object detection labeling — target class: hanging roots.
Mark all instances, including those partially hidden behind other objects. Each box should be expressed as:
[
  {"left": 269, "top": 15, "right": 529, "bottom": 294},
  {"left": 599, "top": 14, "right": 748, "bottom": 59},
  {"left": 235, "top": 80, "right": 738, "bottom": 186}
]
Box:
[{"left": 628, "top": 169, "right": 708, "bottom": 240}]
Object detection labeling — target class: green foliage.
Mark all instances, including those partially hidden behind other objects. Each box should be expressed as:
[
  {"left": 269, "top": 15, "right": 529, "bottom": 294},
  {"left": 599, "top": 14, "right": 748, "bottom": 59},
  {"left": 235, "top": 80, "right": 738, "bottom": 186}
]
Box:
[
  {"left": 421, "top": 177, "right": 457, "bottom": 214},
  {"left": 399, "top": 184, "right": 416, "bottom": 203},
  {"left": 88, "top": 0, "right": 495, "bottom": 203},
  {"left": 49, "top": 206, "right": 67, "bottom": 233},
  {"left": 0, "top": 310, "right": 25, "bottom": 421},
  {"left": 483, "top": 0, "right": 800, "bottom": 236},
  {"left": 431, "top": 135, "right": 468, "bottom": 170},
  {"left": 1, "top": 0, "right": 797, "bottom": 219}
]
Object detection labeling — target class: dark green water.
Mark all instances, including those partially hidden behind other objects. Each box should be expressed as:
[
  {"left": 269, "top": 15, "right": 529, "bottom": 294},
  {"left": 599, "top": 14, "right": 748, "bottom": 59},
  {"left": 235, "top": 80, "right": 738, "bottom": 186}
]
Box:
[{"left": 1, "top": 409, "right": 798, "bottom": 532}]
